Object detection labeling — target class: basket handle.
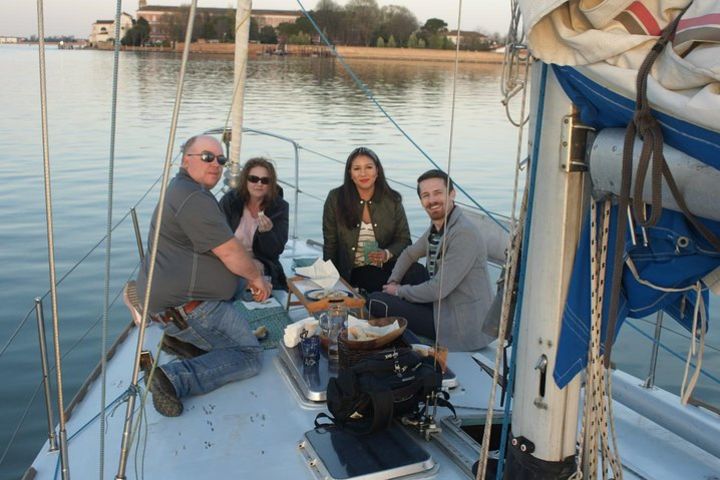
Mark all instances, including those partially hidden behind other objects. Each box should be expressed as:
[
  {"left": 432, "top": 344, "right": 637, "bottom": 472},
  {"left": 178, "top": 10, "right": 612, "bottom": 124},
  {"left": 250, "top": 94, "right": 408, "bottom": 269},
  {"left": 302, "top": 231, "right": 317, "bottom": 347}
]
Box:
[{"left": 368, "top": 298, "right": 389, "bottom": 318}]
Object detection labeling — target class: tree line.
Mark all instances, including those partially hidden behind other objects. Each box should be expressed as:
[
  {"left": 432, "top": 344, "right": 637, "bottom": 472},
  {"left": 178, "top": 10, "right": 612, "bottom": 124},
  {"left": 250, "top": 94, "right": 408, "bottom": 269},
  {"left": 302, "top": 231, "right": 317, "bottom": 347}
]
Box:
[{"left": 121, "top": 0, "right": 498, "bottom": 51}]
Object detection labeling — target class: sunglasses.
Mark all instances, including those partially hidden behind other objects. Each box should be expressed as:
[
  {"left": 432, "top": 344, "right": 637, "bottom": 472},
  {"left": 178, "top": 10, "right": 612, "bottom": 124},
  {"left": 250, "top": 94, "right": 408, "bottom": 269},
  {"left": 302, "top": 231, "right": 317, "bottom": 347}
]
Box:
[
  {"left": 248, "top": 175, "right": 271, "bottom": 185},
  {"left": 187, "top": 151, "right": 228, "bottom": 166}
]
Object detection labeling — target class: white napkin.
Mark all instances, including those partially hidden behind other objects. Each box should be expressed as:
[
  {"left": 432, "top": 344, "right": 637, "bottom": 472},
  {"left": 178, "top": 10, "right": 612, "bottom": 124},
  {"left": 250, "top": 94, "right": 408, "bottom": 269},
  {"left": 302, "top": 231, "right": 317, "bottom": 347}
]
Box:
[
  {"left": 283, "top": 317, "right": 319, "bottom": 348},
  {"left": 295, "top": 258, "right": 340, "bottom": 291},
  {"left": 347, "top": 317, "right": 400, "bottom": 341},
  {"left": 241, "top": 297, "right": 281, "bottom": 310}
]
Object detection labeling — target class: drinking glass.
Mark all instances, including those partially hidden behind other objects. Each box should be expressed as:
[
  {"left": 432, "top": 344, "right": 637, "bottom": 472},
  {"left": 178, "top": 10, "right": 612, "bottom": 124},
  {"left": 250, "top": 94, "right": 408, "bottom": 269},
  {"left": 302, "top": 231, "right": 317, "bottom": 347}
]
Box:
[{"left": 300, "top": 335, "right": 320, "bottom": 366}]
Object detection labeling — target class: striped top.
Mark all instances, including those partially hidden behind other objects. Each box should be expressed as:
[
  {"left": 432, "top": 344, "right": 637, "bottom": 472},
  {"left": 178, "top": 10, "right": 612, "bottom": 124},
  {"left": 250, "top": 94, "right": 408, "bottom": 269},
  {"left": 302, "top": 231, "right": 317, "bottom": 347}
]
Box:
[
  {"left": 354, "top": 222, "right": 376, "bottom": 266},
  {"left": 427, "top": 228, "right": 444, "bottom": 277}
]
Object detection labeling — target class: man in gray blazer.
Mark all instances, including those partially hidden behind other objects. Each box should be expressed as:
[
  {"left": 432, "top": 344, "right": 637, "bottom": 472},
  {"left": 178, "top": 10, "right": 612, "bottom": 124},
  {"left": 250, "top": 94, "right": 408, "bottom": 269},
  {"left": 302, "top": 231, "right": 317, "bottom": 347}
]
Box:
[{"left": 368, "top": 170, "right": 495, "bottom": 351}]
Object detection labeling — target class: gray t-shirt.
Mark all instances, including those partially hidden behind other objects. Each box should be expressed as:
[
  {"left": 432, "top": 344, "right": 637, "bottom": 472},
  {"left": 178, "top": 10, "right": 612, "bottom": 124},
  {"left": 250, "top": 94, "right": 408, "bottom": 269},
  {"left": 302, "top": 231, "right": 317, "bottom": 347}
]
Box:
[{"left": 136, "top": 168, "right": 235, "bottom": 313}]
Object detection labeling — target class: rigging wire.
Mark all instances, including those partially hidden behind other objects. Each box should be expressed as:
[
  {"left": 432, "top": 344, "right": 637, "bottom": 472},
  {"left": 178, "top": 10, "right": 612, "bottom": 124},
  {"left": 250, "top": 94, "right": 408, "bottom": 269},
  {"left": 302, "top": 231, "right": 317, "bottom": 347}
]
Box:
[
  {"left": 433, "top": 0, "right": 464, "bottom": 376},
  {"left": 0, "top": 155, "right": 174, "bottom": 361},
  {"left": 294, "top": 0, "right": 508, "bottom": 234},
  {"left": 35, "top": 0, "right": 70, "bottom": 475},
  {"left": 476, "top": 35, "right": 532, "bottom": 480},
  {"left": 0, "top": 266, "right": 139, "bottom": 470},
  {"left": 114, "top": 2, "right": 199, "bottom": 477},
  {"left": 99, "top": 0, "right": 124, "bottom": 473}
]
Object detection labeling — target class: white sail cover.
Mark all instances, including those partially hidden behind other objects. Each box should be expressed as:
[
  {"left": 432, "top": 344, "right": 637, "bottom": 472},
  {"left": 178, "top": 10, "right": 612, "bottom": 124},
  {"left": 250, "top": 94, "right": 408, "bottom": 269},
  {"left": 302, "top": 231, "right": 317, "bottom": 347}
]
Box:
[{"left": 519, "top": 0, "right": 720, "bottom": 132}]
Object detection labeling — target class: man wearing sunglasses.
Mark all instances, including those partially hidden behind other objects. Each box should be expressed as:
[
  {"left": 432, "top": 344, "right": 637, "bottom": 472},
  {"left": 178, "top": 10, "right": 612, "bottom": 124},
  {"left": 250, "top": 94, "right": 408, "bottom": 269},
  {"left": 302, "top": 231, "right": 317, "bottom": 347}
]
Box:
[{"left": 135, "top": 134, "right": 271, "bottom": 417}]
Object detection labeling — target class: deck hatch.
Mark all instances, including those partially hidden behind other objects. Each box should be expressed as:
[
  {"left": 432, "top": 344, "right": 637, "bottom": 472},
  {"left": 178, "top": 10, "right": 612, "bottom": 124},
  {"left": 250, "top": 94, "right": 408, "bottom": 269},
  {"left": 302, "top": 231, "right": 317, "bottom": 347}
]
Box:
[{"left": 300, "top": 424, "right": 435, "bottom": 479}]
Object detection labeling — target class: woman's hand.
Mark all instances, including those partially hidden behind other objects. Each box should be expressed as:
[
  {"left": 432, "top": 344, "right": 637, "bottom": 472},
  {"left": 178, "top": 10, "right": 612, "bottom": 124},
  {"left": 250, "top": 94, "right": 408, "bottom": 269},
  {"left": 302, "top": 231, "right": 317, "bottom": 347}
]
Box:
[
  {"left": 257, "top": 212, "right": 274, "bottom": 233},
  {"left": 367, "top": 249, "right": 387, "bottom": 267}
]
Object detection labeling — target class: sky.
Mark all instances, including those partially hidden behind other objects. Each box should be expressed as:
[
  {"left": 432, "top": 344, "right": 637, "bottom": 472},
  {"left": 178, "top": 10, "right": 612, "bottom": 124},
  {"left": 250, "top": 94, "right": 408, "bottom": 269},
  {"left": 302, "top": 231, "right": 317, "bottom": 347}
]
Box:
[{"left": 0, "top": 0, "right": 511, "bottom": 38}]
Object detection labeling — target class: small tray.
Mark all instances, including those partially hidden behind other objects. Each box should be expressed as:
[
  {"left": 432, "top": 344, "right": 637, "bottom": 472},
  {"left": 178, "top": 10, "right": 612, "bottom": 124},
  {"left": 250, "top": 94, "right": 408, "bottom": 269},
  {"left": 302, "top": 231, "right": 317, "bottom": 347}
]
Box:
[{"left": 305, "top": 288, "right": 354, "bottom": 302}]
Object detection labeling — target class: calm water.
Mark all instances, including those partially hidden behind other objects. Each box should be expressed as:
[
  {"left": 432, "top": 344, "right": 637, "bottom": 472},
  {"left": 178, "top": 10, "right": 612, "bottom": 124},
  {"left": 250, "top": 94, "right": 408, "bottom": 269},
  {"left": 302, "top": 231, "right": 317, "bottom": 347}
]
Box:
[{"left": 0, "top": 45, "right": 717, "bottom": 477}]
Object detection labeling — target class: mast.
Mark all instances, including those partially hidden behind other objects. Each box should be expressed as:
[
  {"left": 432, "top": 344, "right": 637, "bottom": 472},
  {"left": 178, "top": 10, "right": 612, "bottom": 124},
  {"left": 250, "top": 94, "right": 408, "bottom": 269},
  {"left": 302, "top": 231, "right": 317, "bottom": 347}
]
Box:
[
  {"left": 225, "top": 0, "right": 252, "bottom": 189},
  {"left": 504, "top": 62, "right": 585, "bottom": 478}
]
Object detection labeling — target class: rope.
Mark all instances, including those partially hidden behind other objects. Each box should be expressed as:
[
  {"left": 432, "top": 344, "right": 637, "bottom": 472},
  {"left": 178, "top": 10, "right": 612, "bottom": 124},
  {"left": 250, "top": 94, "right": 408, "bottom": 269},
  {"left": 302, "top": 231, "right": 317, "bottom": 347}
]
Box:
[
  {"left": 500, "top": 1, "right": 530, "bottom": 128},
  {"left": 631, "top": 317, "right": 720, "bottom": 355},
  {"left": 603, "top": 3, "right": 715, "bottom": 369},
  {"left": 433, "top": 0, "right": 463, "bottom": 374},
  {"left": 624, "top": 320, "right": 720, "bottom": 385},
  {"left": 475, "top": 37, "right": 532, "bottom": 480},
  {"left": 679, "top": 283, "right": 707, "bottom": 404},
  {"left": 100, "top": 0, "right": 124, "bottom": 473},
  {"left": 114, "top": 2, "right": 199, "bottom": 477},
  {"left": 570, "top": 199, "right": 622, "bottom": 480},
  {"left": 35, "top": 0, "right": 70, "bottom": 475},
  {"left": 0, "top": 382, "right": 43, "bottom": 467},
  {"left": 294, "top": 0, "right": 508, "bottom": 234}
]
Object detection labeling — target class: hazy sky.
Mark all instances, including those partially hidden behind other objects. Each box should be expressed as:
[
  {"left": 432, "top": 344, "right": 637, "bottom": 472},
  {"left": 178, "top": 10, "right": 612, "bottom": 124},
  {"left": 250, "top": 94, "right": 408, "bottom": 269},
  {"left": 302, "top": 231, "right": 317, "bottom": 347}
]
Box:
[{"left": 0, "top": 0, "right": 511, "bottom": 38}]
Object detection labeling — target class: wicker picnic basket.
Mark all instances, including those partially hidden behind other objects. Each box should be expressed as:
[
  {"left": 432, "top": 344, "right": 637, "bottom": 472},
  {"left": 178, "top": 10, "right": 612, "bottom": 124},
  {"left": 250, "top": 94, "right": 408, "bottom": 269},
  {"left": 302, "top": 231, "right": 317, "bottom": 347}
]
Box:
[{"left": 337, "top": 317, "right": 408, "bottom": 368}]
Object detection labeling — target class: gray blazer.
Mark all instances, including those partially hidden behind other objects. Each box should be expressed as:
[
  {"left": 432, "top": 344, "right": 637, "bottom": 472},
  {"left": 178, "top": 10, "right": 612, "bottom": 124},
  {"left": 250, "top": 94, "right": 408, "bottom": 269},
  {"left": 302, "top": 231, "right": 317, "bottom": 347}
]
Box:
[{"left": 389, "top": 208, "right": 495, "bottom": 351}]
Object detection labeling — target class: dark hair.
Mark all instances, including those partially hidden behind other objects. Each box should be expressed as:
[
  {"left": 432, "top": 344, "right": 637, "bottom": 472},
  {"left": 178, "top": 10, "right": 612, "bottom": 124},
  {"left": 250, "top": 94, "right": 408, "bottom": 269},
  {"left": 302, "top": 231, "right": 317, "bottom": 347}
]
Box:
[
  {"left": 337, "top": 147, "right": 400, "bottom": 229},
  {"left": 237, "top": 157, "right": 279, "bottom": 208},
  {"left": 416, "top": 169, "right": 454, "bottom": 197}
]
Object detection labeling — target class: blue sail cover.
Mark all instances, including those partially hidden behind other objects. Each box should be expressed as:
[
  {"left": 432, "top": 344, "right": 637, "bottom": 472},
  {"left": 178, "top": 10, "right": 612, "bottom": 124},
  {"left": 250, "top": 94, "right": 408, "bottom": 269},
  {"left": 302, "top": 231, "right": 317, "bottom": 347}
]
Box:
[{"left": 552, "top": 66, "right": 720, "bottom": 388}]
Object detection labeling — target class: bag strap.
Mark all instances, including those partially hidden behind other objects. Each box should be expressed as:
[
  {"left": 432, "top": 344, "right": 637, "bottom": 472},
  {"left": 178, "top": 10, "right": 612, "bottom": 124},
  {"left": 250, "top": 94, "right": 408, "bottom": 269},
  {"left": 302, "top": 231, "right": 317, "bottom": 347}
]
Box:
[{"left": 314, "top": 412, "right": 336, "bottom": 429}]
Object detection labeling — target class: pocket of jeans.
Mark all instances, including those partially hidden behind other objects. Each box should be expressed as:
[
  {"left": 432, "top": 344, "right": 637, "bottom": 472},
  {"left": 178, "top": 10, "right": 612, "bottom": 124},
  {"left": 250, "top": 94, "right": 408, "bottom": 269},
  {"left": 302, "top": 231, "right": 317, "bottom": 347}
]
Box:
[{"left": 167, "top": 325, "right": 213, "bottom": 351}]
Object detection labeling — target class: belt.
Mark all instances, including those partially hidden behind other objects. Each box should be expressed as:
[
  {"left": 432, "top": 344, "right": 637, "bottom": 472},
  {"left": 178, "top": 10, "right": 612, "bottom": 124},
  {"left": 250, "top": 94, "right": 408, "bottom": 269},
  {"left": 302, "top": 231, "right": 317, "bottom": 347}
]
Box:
[
  {"left": 154, "top": 300, "right": 203, "bottom": 328},
  {"left": 181, "top": 300, "right": 203, "bottom": 315}
]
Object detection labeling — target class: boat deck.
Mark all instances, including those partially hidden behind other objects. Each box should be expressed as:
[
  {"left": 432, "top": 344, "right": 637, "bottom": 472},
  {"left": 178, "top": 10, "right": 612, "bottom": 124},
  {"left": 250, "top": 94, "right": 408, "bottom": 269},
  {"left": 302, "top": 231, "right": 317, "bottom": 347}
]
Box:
[{"left": 28, "top": 240, "right": 720, "bottom": 479}]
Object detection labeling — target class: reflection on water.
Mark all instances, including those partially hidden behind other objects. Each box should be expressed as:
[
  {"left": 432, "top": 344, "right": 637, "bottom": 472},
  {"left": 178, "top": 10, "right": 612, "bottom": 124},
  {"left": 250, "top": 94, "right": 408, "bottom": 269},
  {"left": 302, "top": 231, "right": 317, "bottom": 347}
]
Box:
[{"left": 0, "top": 46, "right": 717, "bottom": 477}]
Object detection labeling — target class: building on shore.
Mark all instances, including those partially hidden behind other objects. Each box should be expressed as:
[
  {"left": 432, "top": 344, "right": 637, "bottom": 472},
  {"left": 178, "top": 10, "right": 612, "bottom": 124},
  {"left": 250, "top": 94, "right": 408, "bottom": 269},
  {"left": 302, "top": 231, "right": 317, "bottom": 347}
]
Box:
[
  {"left": 0, "top": 36, "right": 22, "bottom": 44},
  {"left": 89, "top": 12, "right": 133, "bottom": 47},
  {"left": 251, "top": 9, "right": 303, "bottom": 28},
  {"left": 446, "top": 30, "right": 489, "bottom": 45},
  {"left": 136, "top": 2, "right": 301, "bottom": 44}
]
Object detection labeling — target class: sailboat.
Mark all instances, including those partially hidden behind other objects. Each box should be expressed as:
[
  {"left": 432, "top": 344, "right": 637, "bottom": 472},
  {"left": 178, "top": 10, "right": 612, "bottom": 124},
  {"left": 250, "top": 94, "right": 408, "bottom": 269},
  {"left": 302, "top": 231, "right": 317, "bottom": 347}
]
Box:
[{"left": 20, "top": 0, "right": 720, "bottom": 478}]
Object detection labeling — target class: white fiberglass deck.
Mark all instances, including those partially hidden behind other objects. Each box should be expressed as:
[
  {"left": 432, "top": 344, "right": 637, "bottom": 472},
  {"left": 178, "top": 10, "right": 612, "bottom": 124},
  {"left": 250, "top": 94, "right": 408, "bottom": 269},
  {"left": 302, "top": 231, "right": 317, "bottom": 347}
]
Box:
[{"left": 28, "top": 240, "right": 720, "bottom": 479}]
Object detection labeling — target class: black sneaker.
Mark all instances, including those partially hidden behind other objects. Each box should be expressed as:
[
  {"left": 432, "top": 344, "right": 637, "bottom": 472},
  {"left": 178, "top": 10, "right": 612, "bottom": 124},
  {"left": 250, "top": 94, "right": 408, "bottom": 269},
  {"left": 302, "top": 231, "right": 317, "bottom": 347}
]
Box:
[
  {"left": 161, "top": 335, "right": 207, "bottom": 359},
  {"left": 150, "top": 368, "right": 183, "bottom": 417}
]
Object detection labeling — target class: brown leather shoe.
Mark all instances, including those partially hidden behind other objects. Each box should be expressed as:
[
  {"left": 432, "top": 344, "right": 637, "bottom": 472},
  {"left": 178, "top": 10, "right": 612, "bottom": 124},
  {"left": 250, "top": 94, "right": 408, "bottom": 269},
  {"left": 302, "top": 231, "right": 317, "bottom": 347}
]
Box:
[{"left": 150, "top": 368, "right": 183, "bottom": 417}]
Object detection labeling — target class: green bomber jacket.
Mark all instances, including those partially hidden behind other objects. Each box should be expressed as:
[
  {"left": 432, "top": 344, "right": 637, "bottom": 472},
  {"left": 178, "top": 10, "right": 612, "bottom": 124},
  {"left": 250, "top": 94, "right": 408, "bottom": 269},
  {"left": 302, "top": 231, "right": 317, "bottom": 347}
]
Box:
[{"left": 322, "top": 186, "right": 411, "bottom": 281}]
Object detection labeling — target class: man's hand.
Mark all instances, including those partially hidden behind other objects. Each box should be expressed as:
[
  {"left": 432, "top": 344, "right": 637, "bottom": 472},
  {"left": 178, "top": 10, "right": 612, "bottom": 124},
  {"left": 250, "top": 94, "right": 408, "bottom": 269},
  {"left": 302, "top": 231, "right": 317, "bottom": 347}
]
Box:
[
  {"left": 257, "top": 212, "right": 273, "bottom": 233},
  {"left": 248, "top": 275, "right": 272, "bottom": 303},
  {"left": 382, "top": 281, "right": 400, "bottom": 296}
]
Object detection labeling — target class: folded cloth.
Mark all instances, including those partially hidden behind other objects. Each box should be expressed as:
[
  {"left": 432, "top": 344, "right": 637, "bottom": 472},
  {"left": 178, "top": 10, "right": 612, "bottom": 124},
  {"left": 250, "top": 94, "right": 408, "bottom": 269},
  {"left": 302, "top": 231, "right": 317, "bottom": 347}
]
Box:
[
  {"left": 295, "top": 258, "right": 340, "bottom": 291},
  {"left": 283, "top": 317, "right": 320, "bottom": 348},
  {"left": 241, "top": 297, "right": 281, "bottom": 310},
  {"left": 346, "top": 316, "right": 399, "bottom": 341}
]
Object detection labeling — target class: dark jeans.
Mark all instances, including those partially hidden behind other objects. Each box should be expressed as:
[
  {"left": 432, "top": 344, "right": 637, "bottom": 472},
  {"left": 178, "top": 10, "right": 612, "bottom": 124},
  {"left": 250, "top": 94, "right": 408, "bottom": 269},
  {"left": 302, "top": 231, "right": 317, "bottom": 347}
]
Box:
[
  {"left": 367, "top": 264, "right": 435, "bottom": 340},
  {"left": 350, "top": 261, "right": 429, "bottom": 295}
]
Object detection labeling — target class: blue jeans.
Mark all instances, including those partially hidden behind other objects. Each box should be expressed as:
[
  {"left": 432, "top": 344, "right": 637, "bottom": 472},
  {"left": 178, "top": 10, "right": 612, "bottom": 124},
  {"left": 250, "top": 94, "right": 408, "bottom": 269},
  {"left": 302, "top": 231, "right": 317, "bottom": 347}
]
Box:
[{"left": 160, "top": 300, "right": 262, "bottom": 398}]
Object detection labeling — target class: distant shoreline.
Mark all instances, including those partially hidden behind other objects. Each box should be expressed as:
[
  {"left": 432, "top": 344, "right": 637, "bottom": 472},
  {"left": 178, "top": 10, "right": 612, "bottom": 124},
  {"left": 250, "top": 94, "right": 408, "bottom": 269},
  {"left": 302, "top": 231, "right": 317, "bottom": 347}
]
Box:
[{"left": 99, "top": 42, "right": 505, "bottom": 64}]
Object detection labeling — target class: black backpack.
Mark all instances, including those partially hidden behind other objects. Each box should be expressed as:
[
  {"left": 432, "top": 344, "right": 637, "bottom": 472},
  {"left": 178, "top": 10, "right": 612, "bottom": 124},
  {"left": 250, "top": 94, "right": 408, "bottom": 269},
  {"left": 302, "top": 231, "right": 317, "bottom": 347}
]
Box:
[{"left": 316, "top": 349, "right": 453, "bottom": 435}]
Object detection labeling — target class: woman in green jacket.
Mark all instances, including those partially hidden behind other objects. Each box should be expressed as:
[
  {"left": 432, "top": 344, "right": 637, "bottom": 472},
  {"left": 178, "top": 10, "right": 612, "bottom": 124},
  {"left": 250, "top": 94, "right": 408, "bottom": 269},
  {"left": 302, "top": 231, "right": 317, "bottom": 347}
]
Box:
[{"left": 322, "top": 147, "right": 412, "bottom": 294}]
